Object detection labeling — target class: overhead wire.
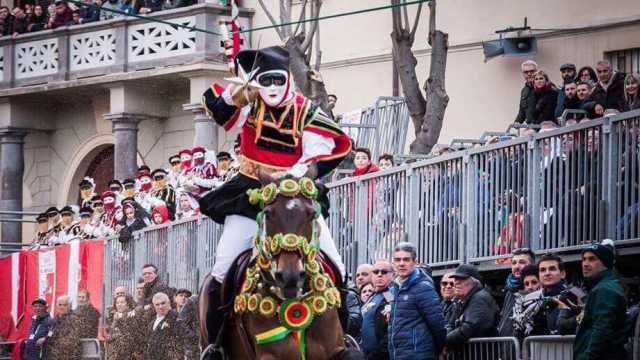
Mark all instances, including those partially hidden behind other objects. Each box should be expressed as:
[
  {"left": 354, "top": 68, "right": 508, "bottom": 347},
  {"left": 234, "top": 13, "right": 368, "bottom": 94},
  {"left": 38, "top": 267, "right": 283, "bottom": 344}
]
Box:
[{"left": 64, "top": 0, "right": 430, "bottom": 37}]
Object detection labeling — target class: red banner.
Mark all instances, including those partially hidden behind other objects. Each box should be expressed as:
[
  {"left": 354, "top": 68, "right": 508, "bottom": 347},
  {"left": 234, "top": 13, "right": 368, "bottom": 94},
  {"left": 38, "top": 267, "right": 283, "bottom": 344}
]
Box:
[{"left": 0, "top": 240, "right": 105, "bottom": 344}]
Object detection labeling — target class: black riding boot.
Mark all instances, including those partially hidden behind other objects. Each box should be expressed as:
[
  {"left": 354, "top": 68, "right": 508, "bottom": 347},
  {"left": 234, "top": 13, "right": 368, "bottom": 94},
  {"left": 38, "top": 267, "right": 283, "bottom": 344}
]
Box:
[{"left": 201, "top": 279, "right": 225, "bottom": 360}]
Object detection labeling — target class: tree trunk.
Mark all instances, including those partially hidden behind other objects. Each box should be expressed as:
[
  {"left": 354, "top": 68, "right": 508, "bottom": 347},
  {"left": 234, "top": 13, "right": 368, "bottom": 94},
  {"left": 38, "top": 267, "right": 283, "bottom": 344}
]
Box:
[
  {"left": 410, "top": 30, "right": 449, "bottom": 154},
  {"left": 285, "top": 33, "right": 330, "bottom": 113},
  {"left": 391, "top": 28, "right": 427, "bottom": 139}
]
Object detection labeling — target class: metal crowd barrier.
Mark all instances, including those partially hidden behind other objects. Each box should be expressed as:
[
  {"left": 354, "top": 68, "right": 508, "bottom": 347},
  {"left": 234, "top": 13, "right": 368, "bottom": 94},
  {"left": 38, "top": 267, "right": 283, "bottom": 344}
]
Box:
[
  {"left": 522, "top": 335, "right": 574, "bottom": 360},
  {"left": 445, "top": 337, "right": 520, "bottom": 360},
  {"left": 80, "top": 338, "right": 102, "bottom": 359},
  {"left": 328, "top": 110, "right": 640, "bottom": 275},
  {"left": 0, "top": 341, "right": 15, "bottom": 360},
  {"left": 102, "top": 110, "right": 640, "bottom": 298},
  {"left": 340, "top": 96, "right": 410, "bottom": 161}
]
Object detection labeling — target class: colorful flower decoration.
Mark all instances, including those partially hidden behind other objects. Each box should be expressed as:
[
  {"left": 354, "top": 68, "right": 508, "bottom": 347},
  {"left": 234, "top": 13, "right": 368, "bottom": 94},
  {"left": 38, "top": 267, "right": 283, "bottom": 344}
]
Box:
[
  {"left": 305, "top": 260, "right": 320, "bottom": 275},
  {"left": 234, "top": 294, "right": 247, "bottom": 313},
  {"left": 311, "top": 274, "right": 328, "bottom": 293},
  {"left": 299, "top": 178, "right": 318, "bottom": 199},
  {"left": 279, "top": 178, "right": 300, "bottom": 197},
  {"left": 281, "top": 234, "right": 301, "bottom": 252},
  {"left": 259, "top": 296, "right": 277, "bottom": 317},
  {"left": 309, "top": 295, "right": 328, "bottom": 315},
  {"left": 248, "top": 293, "right": 262, "bottom": 313},
  {"left": 261, "top": 183, "right": 278, "bottom": 205},
  {"left": 279, "top": 299, "right": 314, "bottom": 331}
]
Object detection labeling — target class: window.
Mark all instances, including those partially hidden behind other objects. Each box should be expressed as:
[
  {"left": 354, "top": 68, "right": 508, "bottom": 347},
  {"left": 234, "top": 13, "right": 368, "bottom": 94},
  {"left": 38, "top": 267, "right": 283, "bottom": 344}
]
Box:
[{"left": 605, "top": 48, "right": 640, "bottom": 74}]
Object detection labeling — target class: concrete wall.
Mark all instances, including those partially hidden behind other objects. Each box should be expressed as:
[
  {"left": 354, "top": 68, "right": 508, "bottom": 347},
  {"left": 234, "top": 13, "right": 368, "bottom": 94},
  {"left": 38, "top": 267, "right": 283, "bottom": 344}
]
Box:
[{"left": 245, "top": 0, "right": 640, "bottom": 144}]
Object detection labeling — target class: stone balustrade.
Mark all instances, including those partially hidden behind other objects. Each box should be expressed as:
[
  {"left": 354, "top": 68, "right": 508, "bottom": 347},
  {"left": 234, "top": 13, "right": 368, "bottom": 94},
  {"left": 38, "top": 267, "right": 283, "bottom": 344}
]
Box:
[{"left": 0, "top": 3, "right": 253, "bottom": 88}]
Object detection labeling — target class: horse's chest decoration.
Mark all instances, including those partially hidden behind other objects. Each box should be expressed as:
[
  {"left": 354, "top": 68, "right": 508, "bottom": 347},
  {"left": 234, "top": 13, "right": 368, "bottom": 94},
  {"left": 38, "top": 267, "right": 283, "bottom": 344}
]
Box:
[{"left": 236, "top": 177, "right": 341, "bottom": 359}]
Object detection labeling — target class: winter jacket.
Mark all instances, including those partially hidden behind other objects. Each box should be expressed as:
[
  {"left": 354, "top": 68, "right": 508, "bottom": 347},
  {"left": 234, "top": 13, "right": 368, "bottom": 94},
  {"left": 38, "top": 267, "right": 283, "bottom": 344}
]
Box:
[
  {"left": 388, "top": 269, "right": 446, "bottom": 360},
  {"left": 361, "top": 288, "right": 392, "bottom": 359},
  {"left": 445, "top": 283, "right": 499, "bottom": 347},
  {"left": 592, "top": 72, "right": 627, "bottom": 111},
  {"left": 345, "top": 290, "right": 363, "bottom": 339},
  {"left": 497, "top": 274, "right": 521, "bottom": 337},
  {"left": 50, "top": 7, "right": 73, "bottom": 29},
  {"left": 23, "top": 314, "right": 54, "bottom": 360},
  {"left": 574, "top": 269, "right": 627, "bottom": 360},
  {"left": 441, "top": 299, "right": 459, "bottom": 328},
  {"left": 143, "top": 277, "right": 176, "bottom": 306},
  {"left": 74, "top": 303, "right": 101, "bottom": 338},
  {"left": 532, "top": 85, "right": 559, "bottom": 124},
  {"left": 531, "top": 281, "right": 578, "bottom": 335},
  {"left": 515, "top": 83, "right": 536, "bottom": 123},
  {"left": 80, "top": 4, "right": 100, "bottom": 23}
]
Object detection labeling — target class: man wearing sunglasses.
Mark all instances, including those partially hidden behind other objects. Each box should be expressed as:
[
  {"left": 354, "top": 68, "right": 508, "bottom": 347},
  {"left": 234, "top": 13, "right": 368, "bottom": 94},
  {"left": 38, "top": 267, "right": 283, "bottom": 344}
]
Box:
[
  {"left": 361, "top": 260, "right": 394, "bottom": 359},
  {"left": 498, "top": 247, "right": 535, "bottom": 337},
  {"left": 439, "top": 271, "right": 457, "bottom": 326}
]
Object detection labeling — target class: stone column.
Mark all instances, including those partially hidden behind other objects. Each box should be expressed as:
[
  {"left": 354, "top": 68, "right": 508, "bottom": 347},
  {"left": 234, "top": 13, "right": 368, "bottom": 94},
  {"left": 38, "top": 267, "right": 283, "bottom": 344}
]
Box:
[
  {"left": 184, "top": 103, "right": 218, "bottom": 151},
  {"left": 105, "top": 113, "right": 143, "bottom": 180},
  {"left": 0, "top": 128, "right": 27, "bottom": 245}
]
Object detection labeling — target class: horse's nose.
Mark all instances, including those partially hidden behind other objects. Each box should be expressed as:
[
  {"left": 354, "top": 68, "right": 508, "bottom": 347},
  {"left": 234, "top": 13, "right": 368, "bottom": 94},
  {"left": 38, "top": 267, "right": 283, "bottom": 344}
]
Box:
[{"left": 275, "top": 270, "right": 302, "bottom": 288}]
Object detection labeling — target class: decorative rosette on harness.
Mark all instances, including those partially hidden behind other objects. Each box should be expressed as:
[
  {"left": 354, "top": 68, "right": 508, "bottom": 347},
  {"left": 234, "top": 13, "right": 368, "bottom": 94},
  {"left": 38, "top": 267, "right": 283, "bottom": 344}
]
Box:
[{"left": 236, "top": 177, "right": 340, "bottom": 322}]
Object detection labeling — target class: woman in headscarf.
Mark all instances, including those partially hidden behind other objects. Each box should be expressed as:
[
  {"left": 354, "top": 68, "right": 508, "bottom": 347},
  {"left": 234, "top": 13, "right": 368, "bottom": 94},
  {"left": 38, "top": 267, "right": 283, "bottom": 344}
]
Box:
[
  {"left": 151, "top": 203, "right": 170, "bottom": 225},
  {"left": 175, "top": 191, "right": 200, "bottom": 220}
]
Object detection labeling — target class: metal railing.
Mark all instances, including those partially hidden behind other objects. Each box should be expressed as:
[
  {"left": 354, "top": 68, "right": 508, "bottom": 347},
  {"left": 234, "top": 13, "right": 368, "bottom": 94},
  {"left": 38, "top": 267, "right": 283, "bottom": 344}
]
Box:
[
  {"left": 522, "top": 335, "right": 574, "bottom": 360},
  {"left": 340, "top": 97, "right": 410, "bottom": 161},
  {"left": 445, "top": 337, "right": 520, "bottom": 360},
  {"left": 328, "top": 110, "right": 640, "bottom": 275},
  {"left": 104, "top": 216, "right": 220, "bottom": 300},
  {"left": 101, "top": 110, "right": 640, "bottom": 292},
  {"left": 0, "top": 341, "right": 14, "bottom": 360}
]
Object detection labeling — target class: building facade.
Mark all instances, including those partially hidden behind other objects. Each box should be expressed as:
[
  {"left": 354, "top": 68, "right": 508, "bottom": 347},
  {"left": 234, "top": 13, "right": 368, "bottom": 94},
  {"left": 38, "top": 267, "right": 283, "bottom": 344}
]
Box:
[{"left": 1, "top": 0, "right": 640, "bottom": 243}]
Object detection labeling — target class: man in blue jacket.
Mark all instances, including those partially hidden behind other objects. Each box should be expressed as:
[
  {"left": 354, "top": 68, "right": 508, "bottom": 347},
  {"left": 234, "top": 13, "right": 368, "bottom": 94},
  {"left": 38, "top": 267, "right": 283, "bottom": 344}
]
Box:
[
  {"left": 23, "top": 298, "right": 54, "bottom": 360},
  {"left": 388, "top": 242, "right": 446, "bottom": 360},
  {"left": 361, "top": 260, "right": 394, "bottom": 359}
]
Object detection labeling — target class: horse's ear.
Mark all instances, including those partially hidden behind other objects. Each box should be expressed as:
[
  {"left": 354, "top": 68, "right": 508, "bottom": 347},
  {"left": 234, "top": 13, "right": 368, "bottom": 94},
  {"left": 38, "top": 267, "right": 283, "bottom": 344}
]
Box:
[
  {"left": 303, "top": 162, "right": 318, "bottom": 180},
  {"left": 257, "top": 168, "right": 277, "bottom": 185}
]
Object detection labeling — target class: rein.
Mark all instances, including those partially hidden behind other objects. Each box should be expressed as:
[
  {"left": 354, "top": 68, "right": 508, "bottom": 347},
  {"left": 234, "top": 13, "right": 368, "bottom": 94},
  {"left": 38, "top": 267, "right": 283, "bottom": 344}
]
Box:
[{"left": 235, "top": 177, "right": 341, "bottom": 359}]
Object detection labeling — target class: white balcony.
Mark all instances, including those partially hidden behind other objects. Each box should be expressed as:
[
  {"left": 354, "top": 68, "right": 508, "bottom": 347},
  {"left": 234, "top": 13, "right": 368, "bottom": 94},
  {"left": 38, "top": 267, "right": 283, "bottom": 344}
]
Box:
[{"left": 0, "top": 3, "right": 253, "bottom": 89}]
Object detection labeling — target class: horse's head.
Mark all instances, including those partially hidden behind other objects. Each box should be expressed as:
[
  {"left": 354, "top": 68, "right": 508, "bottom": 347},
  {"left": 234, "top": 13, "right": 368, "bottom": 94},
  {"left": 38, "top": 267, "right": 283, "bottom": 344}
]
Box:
[{"left": 252, "top": 167, "right": 319, "bottom": 299}]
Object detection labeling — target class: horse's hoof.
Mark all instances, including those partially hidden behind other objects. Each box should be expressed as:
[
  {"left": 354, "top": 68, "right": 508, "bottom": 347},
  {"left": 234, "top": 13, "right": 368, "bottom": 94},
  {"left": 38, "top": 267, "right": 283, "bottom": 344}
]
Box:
[{"left": 200, "top": 344, "right": 224, "bottom": 360}]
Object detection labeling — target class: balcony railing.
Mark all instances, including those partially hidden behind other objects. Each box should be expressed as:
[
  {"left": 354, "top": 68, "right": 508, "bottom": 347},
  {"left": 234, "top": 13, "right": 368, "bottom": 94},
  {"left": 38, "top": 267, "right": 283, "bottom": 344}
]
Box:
[{"left": 0, "top": 3, "right": 253, "bottom": 88}]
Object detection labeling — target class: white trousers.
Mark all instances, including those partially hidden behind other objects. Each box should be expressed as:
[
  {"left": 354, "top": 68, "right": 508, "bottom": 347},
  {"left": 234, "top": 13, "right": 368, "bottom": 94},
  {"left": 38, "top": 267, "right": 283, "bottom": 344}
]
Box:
[{"left": 211, "top": 215, "right": 345, "bottom": 282}]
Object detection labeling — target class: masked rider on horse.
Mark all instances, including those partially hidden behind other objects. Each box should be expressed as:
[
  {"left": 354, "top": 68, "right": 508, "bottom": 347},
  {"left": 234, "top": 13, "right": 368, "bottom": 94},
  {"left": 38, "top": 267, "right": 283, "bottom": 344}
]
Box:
[{"left": 200, "top": 46, "right": 352, "bottom": 356}]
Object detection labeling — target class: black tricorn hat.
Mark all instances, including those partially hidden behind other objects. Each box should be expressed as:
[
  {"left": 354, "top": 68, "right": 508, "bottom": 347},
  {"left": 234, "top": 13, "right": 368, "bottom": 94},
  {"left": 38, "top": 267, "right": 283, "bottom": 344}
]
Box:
[
  {"left": 234, "top": 46, "right": 289, "bottom": 80},
  {"left": 108, "top": 179, "right": 122, "bottom": 187},
  {"left": 36, "top": 213, "right": 49, "bottom": 222},
  {"left": 60, "top": 206, "right": 74, "bottom": 215},
  {"left": 151, "top": 168, "right": 168, "bottom": 177},
  {"left": 122, "top": 178, "right": 136, "bottom": 186},
  {"left": 79, "top": 207, "right": 93, "bottom": 216},
  {"left": 79, "top": 179, "right": 93, "bottom": 188},
  {"left": 46, "top": 207, "right": 59, "bottom": 215}
]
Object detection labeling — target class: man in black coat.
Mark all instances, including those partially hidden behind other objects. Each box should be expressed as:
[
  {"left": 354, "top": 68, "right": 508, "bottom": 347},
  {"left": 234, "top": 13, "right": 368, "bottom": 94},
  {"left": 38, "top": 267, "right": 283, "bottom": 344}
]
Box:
[
  {"left": 145, "top": 292, "right": 184, "bottom": 360},
  {"left": 445, "top": 265, "right": 499, "bottom": 347},
  {"left": 515, "top": 60, "right": 538, "bottom": 124},
  {"left": 593, "top": 60, "right": 626, "bottom": 112},
  {"left": 176, "top": 293, "right": 200, "bottom": 360},
  {"left": 497, "top": 248, "right": 535, "bottom": 336},
  {"left": 142, "top": 264, "right": 175, "bottom": 306}
]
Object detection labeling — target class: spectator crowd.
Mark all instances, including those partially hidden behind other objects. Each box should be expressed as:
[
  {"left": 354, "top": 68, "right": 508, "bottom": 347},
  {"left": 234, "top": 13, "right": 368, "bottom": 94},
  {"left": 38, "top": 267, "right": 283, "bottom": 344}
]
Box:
[
  {"left": 32, "top": 144, "right": 239, "bottom": 246},
  {"left": 0, "top": 0, "right": 233, "bottom": 37}
]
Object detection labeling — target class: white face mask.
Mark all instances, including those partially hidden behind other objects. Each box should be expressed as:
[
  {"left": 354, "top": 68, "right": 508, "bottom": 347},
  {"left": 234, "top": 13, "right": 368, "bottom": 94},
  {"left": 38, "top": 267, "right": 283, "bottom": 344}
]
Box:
[{"left": 257, "top": 70, "right": 290, "bottom": 107}]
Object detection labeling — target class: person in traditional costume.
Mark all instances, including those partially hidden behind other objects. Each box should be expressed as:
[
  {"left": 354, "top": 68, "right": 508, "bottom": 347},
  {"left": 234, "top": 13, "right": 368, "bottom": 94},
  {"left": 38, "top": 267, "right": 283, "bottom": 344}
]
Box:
[
  {"left": 166, "top": 154, "right": 182, "bottom": 189},
  {"left": 150, "top": 168, "right": 177, "bottom": 220},
  {"left": 184, "top": 146, "right": 218, "bottom": 195},
  {"left": 108, "top": 179, "right": 124, "bottom": 204},
  {"left": 175, "top": 191, "right": 200, "bottom": 220},
  {"left": 78, "top": 177, "right": 96, "bottom": 209},
  {"left": 45, "top": 207, "right": 62, "bottom": 243},
  {"left": 34, "top": 212, "right": 50, "bottom": 245},
  {"left": 102, "top": 191, "right": 122, "bottom": 230},
  {"left": 57, "top": 206, "right": 81, "bottom": 243},
  {"left": 200, "top": 46, "right": 352, "bottom": 347}
]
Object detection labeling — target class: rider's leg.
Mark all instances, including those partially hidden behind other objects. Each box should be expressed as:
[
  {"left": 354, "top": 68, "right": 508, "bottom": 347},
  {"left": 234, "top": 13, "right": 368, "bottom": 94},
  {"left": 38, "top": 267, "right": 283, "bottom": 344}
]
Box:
[
  {"left": 317, "top": 216, "right": 346, "bottom": 278},
  {"left": 211, "top": 215, "right": 259, "bottom": 282}
]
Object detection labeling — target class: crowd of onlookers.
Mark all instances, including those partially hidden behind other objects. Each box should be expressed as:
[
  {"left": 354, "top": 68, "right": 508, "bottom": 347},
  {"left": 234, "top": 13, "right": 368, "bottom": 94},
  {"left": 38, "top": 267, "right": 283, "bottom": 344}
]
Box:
[
  {"left": 346, "top": 240, "right": 636, "bottom": 360},
  {"left": 0, "top": 0, "right": 233, "bottom": 38},
  {"left": 32, "top": 144, "right": 239, "bottom": 247}
]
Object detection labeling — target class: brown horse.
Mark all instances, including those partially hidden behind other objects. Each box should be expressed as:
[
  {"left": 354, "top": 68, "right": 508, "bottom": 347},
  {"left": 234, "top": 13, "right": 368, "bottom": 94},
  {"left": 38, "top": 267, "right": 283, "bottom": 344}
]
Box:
[{"left": 200, "top": 170, "right": 359, "bottom": 360}]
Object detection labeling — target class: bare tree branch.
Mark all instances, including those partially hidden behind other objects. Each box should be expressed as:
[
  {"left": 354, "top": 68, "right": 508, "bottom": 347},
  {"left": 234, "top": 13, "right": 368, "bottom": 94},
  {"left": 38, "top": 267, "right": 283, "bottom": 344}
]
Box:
[
  {"left": 301, "top": 0, "right": 321, "bottom": 52},
  {"left": 280, "top": 0, "right": 291, "bottom": 37},
  {"left": 410, "top": 2, "right": 423, "bottom": 40},
  {"left": 402, "top": 0, "right": 409, "bottom": 31},
  {"left": 391, "top": 0, "right": 403, "bottom": 38},
  {"left": 428, "top": 0, "right": 436, "bottom": 44},
  {"left": 292, "top": 0, "right": 309, "bottom": 37},
  {"left": 257, "top": 0, "right": 284, "bottom": 40},
  {"left": 314, "top": 25, "right": 322, "bottom": 72}
]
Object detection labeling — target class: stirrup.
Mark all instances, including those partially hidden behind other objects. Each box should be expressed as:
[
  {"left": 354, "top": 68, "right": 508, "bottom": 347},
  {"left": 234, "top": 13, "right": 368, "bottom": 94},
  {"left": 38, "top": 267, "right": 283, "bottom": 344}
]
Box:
[
  {"left": 200, "top": 344, "right": 224, "bottom": 360},
  {"left": 343, "top": 334, "right": 360, "bottom": 351}
]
